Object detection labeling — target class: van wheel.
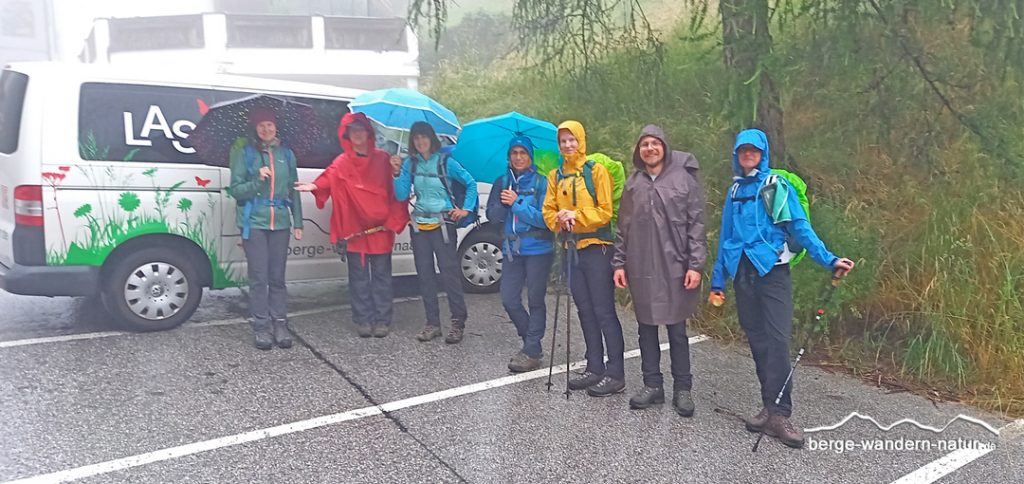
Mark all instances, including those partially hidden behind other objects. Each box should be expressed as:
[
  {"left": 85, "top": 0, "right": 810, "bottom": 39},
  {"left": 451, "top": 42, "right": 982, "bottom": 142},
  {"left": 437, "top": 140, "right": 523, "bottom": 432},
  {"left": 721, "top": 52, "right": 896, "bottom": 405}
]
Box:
[
  {"left": 102, "top": 247, "right": 203, "bottom": 332},
  {"left": 458, "top": 229, "right": 503, "bottom": 294}
]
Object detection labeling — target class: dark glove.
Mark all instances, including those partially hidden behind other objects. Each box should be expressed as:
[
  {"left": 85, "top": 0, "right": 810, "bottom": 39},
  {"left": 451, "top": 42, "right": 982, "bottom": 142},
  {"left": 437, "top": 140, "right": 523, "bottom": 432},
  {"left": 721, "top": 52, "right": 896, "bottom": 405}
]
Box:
[{"left": 336, "top": 240, "right": 348, "bottom": 262}]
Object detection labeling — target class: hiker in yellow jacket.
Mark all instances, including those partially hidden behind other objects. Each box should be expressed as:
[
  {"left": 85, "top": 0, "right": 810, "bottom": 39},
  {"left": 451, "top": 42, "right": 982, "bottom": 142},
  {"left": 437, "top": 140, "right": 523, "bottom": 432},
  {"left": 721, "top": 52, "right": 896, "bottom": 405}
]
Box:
[{"left": 542, "top": 120, "right": 626, "bottom": 397}]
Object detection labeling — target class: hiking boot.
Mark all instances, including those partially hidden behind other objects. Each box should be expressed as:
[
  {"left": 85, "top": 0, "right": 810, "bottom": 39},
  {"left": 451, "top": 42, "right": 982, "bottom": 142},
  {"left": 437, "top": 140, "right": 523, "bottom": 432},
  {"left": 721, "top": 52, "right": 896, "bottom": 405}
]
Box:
[
  {"left": 356, "top": 323, "right": 372, "bottom": 338},
  {"left": 372, "top": 324, "right": 390, "bottom": 338},
  {"left": 628, "top": 386, "right": 665, "bottom": 409},
  {"left": 567, "top": 371, "right": 603, "bottom": 390},
  {"left": 764, "top": 415, "right": 805, "bottom": 449},
  {"left": 508, "top": 352, "right": 542, "bottom": 373},
  {"left": 586, "top": 376, "right": 626, "bottom": 397},
  {"left": 254, "top": 329, "right": 273, "bottom": 350},
  {"left": 745, "top": 408, "right": 771, "bottom": 433},
  {"left": 672, "top": 390, "right": 695, "bottom": 417},
  {"left": 416, "top": 326, "right": 442, "bottom": 342},
  {"left": 272, "top": 319, "right": 293, "bottom": 349},
  {"left": 445, "top": 327, "right": 464, "bottom": 344}
]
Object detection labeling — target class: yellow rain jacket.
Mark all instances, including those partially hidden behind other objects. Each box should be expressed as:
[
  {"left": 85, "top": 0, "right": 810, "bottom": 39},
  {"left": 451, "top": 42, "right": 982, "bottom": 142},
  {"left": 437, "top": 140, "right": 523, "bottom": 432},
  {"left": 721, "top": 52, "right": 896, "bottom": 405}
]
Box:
[{"left": 542, "top": 121, "right": 614, "bottom": 250}]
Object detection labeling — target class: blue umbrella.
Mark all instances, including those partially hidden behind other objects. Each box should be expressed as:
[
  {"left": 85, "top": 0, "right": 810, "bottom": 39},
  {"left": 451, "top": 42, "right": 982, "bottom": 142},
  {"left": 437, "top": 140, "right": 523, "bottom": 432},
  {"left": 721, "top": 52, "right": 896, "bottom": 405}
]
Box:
[
  {"left": 348, "top": 88, "right": 460, "bottom": 137},
  {"left": 451, "top": 111, "right": 560, "bottom": 185}
]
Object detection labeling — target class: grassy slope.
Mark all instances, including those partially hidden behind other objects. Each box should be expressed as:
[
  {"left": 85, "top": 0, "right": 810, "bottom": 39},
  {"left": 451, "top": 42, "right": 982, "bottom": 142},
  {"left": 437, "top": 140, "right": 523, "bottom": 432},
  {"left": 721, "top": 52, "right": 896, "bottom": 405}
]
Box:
[{"left": 424, "top": 8, "right": 1024, "bottom": 416}]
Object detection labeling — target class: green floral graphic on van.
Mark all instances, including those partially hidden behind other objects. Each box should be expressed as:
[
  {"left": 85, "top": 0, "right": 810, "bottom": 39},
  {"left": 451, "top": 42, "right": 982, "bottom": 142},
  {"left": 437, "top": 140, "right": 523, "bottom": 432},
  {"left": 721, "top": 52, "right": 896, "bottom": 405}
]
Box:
[{"left": 47, "top": 167, "right": 241, "bottom": 288}]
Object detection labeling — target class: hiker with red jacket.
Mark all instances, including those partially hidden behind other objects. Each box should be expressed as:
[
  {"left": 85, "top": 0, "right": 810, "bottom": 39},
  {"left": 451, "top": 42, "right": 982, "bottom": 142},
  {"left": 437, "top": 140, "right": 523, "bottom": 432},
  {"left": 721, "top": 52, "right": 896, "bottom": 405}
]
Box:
[{"left": 295, "top": 112, "right": 409, "bottom": 338}]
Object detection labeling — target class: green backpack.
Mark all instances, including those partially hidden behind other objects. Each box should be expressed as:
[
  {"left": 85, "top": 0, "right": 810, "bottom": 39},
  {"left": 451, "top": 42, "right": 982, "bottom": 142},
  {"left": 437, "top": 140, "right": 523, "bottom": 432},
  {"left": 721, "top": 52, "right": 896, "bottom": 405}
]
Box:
[
  {"left": 766, "top": 168, "right": 810, "bottom": 265},
  {"left": 732, "top": 168, "right": 811, "bottom": 265},
  {"left": 554, "top": 152, "right": 625, "bottom": 239}
]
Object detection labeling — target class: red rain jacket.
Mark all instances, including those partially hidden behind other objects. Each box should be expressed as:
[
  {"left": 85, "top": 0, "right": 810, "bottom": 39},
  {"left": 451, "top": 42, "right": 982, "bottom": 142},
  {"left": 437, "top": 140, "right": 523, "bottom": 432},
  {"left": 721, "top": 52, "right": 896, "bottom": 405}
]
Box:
[{"left": 312, "top": 112, "right": 409, "bottom": 254}]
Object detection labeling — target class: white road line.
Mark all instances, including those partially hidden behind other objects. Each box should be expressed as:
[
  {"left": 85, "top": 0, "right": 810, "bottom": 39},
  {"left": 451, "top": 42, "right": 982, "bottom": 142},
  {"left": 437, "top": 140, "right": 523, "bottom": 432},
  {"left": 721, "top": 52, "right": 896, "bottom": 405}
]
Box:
[
  {"left": 0, "top": 335, "right": 710, "bottom": 484},
  {"left": 890, "top": 417, "right": 1024, "bottom": 484},
  {"left": 0, "top": 297, "right": 420, "bottom": 350}
]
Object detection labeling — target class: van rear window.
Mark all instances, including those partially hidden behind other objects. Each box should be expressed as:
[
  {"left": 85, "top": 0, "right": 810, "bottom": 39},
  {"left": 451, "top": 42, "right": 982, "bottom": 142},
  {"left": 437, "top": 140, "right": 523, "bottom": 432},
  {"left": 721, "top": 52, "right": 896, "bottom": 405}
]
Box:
[
  {"left": 0, "top": 70, "right": 29, "bottom": 154},
  {"left": 78, "top": 82, "right": 349, "bottom": 168}
]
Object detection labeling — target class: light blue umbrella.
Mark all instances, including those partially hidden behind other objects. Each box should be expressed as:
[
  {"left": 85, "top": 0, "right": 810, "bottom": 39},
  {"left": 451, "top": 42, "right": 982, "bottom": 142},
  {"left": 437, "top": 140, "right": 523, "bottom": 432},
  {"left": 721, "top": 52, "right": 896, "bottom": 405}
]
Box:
[
  {"left": 451, "top": 112, "right": 560, "bottom": 185},
  {"left": 348, "top": 88, "right": 460, "bottom": 137}
]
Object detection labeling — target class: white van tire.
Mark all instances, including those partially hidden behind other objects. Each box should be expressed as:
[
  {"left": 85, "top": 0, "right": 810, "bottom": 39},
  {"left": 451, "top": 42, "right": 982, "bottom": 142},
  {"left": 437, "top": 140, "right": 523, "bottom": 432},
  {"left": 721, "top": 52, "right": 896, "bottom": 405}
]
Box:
[
  {"left": 458, "top": 228, "right": 503, "bottom": 294},
  {"left": 101, "top": 247, "right": 203, "bottom": 332}
]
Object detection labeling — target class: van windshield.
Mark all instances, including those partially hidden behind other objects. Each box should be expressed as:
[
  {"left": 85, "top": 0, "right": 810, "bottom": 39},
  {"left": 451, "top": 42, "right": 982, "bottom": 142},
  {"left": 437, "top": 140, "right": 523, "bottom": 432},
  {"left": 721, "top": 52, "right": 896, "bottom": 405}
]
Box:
[{"left": 0, "top": 70, "right": 29, "bottom": 155}]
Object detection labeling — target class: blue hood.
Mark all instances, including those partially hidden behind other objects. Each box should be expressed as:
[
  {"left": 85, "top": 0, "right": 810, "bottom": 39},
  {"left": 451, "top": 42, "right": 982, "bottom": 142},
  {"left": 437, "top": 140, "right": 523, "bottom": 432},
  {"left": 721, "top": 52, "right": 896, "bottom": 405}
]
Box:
[
  {"left": 508, "top": 135, "right": 535, "bottom": 161},
  {"left": 732, "top": 128, "right": 771, "bottom": 179}
]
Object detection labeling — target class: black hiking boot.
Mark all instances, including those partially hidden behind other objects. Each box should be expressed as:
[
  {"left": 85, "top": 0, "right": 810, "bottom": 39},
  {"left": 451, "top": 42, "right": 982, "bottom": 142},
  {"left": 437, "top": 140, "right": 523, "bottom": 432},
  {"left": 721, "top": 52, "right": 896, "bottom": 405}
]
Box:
[
  {"left": 745, "top": 408, "right": 771, "bottom": 433},
  {"left": 372, "top": 324, "right": 390, "bottom": 338},
  {"left": 629, "top": 386, "right": 665, "bottom": 409},
  {"left": 416, "top": 326, "right": 442, "bottom": 342},
  {"left": 764, "top": 415, "right": 805, "bottom": 449},
  {"left": 254, "top": 329, "right": 273, "bottom": 350},
  {"left": 567, "top": 371, "right": 603, "bottom": 390},
  {"left": 272, "top": 319, "right": 293, "bottom": 349},
  {"left": 586, "top": 376, "right": 626, "bottom": 397},
  {"left": 672, "top": 390, "right": 695, "bottom": 417},
  {"left": 356, "top": 323, "right": 372, "bottom": 338},
  {"left": 508, "top": 352, "right": 542, "bottom": 373}
]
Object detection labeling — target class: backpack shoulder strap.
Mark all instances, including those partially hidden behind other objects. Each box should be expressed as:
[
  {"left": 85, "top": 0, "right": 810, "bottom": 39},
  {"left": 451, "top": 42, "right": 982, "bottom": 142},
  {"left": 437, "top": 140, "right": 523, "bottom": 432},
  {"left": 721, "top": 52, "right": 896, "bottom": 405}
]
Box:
[
  {"left": 436, "top": 153, "right": 458, "bottom": 206},
  {"left": 243, "top": 144, "right": 258, "bottom": 177},
  {"left": 581, "top": 159, "right": 598, "bottom": 203}
]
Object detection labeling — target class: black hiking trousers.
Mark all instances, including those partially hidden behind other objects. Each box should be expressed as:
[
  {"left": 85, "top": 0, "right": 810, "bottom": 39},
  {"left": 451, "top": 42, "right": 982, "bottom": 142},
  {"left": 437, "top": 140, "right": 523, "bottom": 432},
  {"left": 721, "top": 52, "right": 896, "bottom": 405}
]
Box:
[{"left": 734, "top": 254, "right": 795, "bottom": 417}]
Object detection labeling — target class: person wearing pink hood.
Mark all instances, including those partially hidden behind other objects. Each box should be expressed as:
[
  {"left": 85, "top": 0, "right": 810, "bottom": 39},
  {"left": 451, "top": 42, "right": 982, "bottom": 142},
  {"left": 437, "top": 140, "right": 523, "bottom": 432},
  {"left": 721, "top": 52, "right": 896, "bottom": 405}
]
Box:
[{"left": 296, "top": 113, "right": 409, "bottom": 338}]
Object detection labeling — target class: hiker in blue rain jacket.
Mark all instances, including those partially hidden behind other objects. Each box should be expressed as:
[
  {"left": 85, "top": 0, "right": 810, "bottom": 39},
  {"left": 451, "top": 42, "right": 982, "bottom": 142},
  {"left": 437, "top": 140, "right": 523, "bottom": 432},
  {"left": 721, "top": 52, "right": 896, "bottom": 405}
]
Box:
[
  {"left": 392, "top": 121, "right": 478, "bottom": 344},
  {"left": 709, "top": 128, "right": 855, "bottom": 449},
  {"left": 485, "top": 136, "right": 554, "bottom": 373}
]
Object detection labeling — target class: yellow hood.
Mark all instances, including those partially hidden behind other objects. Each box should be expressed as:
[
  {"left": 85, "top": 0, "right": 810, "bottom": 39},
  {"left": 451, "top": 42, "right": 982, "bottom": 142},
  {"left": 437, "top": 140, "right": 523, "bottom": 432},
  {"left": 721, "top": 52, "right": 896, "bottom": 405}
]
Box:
[{"left": 557, "top": 120, "right": 588, "bottom": 171}]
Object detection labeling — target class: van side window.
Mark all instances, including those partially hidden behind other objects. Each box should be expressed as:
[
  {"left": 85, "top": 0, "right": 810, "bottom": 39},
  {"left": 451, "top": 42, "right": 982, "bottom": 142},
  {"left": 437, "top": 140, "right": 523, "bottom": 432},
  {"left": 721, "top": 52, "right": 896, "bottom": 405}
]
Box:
[
  {"left": 0, "top": 70, "right": 29, "bottom": 155},
  {"left": 78, "top": 82, "right": 348, "bottom": 169}
]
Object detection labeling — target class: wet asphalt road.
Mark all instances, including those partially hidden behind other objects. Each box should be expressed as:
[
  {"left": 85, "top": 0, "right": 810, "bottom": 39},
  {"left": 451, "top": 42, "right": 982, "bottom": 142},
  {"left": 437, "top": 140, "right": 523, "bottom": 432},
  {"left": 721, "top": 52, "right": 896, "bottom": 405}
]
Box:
[{"left": 1, "top": 282, "right": 1022, "bottom": 483}]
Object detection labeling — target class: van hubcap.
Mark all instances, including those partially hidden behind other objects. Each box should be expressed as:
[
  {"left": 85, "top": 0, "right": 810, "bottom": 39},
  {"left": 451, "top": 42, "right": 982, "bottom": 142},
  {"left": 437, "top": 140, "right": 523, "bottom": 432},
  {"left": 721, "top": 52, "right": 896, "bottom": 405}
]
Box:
[
  {"left": 124, "top": 262, "right": 189, "bottom": 320},
  {"left": 461, "top": 242, "right": 502, "bottom": 288}
]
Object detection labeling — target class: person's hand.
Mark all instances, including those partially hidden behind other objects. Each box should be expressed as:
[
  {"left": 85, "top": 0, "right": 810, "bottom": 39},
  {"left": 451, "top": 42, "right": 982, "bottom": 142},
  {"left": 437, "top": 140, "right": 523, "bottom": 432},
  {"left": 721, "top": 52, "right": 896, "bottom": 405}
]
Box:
[
  {"left": 389, "top": 155, "right": 402, "bottom": 175},
  {"left": 613, "top": 269, "right": 628, "bottom": 289},
  {"left": 556, "top": 209, "right": 576, "bottom": 224},
  {"left": 708, "top": 290, "right": 726, "bottom": 307},
  {"left": 449, "top": 208, "right": 470, "bottom": 222},
  {"left": 293, "top": 228, "right": 303, "bottom": 240},
  {"left": 500, "top": 189, "right": 518, "bottom": 206},
  {"left": 684, "top": 270, "right": 701, "bottom": 290},
  {"left": 294, "top": 182, "right": 317, "bottom": 192},
  {"left": 258, "top": 166, "right": 272, "bottom": 180},
  {"left": 833, "top": 257, "right": 855, "bottom": 278}
]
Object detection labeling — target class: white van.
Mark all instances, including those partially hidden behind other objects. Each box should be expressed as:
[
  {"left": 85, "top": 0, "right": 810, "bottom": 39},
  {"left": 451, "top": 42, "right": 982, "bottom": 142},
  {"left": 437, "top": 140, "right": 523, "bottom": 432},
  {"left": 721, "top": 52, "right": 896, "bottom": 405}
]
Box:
[{"left": 0, "top": 63, "right": 503, "bottom": 331}]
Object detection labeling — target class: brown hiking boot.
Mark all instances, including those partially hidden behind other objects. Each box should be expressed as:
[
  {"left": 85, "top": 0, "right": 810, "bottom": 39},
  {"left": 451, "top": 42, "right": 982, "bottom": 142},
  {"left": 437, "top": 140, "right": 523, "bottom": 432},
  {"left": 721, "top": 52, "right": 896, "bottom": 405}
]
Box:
[
  {"left": 745, "top": 407, "right": 771, "bottom": 432},
  {"left": 445, "top": 326, "right": 464, "bottom": 344},
  {"left": 764, "top": 415, "right": 805, "bottom": 449},
  {"left": 508, "top": 352, "right": 542, "bottom": 373},
  {"left": 416, "top": 326, "right": 442, "bottom": 342}
]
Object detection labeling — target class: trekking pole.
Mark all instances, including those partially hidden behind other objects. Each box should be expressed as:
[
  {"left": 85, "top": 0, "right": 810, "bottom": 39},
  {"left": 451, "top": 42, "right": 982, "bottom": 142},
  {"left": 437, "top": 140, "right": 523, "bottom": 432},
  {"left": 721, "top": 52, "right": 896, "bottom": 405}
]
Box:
[
  {"left": 545, "top": 235, "right": 566, "bottom": 391},
  {"left": 752, "top": 274, "right": 842, "bottom": 452},
  {"left": 564, "top": 238, "right": 575, "bottom": 400}
]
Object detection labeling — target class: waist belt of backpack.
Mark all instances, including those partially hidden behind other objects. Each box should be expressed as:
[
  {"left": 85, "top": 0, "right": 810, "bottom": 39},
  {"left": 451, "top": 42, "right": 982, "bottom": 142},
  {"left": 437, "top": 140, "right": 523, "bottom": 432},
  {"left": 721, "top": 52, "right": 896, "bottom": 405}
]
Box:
[
  {"left": 567, "top": 225, "right": 613, "bottom": 243},
  {"left": 410, "top": 210, "right": 453, "bottom": 244},
  {"left": 503, "top": 229, "right": 553, "bottom": 260},
  {"left": 242, "top": 197, "right": 292, "bottom": 240}
]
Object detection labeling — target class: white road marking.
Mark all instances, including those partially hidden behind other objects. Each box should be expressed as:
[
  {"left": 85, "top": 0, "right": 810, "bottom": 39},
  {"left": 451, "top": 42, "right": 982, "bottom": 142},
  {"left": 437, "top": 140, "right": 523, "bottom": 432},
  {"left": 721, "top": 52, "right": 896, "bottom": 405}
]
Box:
[
  {"left": 0, "top": 335, "right": 710, "bottom": 483},
  {"left": 889, "top": 417, "right": 1024, "bottom": 484},
  {"left": 0, "top": 298, "right": 421, "bottom": 350}
]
